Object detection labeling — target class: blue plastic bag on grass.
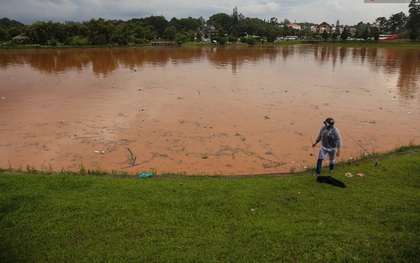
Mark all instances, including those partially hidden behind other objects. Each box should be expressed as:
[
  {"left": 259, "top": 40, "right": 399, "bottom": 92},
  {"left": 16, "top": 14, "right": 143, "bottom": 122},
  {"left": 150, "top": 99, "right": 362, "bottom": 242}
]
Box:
[{"left": 138, "top": 173, "right": 153, "bottom": 178}]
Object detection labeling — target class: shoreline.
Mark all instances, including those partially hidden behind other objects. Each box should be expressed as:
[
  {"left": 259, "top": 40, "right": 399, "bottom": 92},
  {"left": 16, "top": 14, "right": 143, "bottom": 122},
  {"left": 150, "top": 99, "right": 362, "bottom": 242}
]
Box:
[
  {"left": 2, "top": 144, "right": 418, "bottom": 178},
  {"left": 1, "top": 40, "right": 420, "bottom": 50}
]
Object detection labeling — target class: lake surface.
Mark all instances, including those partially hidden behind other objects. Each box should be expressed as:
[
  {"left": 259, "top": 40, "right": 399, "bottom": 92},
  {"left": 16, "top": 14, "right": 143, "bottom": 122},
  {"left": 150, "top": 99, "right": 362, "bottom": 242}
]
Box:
[{"left": 1, "top": 46, "right": 419, "bottom": 175}]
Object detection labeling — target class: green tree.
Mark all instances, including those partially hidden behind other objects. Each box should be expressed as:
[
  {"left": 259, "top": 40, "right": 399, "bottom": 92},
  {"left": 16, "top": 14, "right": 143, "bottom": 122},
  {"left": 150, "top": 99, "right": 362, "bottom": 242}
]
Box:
[
  {"left": 388, "top": 12, "right": 407, "bottom": 33},
  {"left": 28, "top": 21, "right": 49, "bottom": 44},
  {"left": 375, "top": 17, "right": 389, "bottom": 33},
  {"left": 266, "top": 27, "right": 280, "bottom": 42},
  {"left": 0, "top": 18, "right": 25, "bottom": 42},
  {"left": 140, "top": 16, "right": 168, "bottom": 38},
  {"left": 269, "top": 17, "right": 278, "bottom": 25},
  {"left": 185, "top": 30, "right": 196, "bottom": 41},
  {"left": 0, "top": 28, "right": 7, "bottom": 41},
  {"left": 246, "top": 37, "right": 256, "bottom": 45},
  {"left": 8, "top": 26, "right": 26, "bottom": 40},
  {"left": 175, "top": 33, "right": 188, "bottom": 46},
  {"left": 231, "top": 7, "right": 240, "bottom": 37},
  {"left": 177, "top": 17, "right": 201, "bottom": 32},
  {"left": 64, "top": 21, "right": 87, "bottom": 40},
  {"left": 282, "top": 24, "right": 291, "bottom": 37},
  {"left": 241, "top": 17, "right": 267, "bottom": 37},
  {"left": 127, "top": 19, "right": 152, "bottom": 41},
  {"left": 141, "top": 25, "right": 156, "bottom": 40},
  {"left": 85, "top": 18, "right": 115, "bottom": 45},
  {"left": 114, "top": 22, "right": 136, "bottom": 45},
  {"left": 341, "top": 27, "right": 350, "bottom": 40},
  {"left": 0, "top": 18, "right": 24, "bottom": 29},
  {"left": 355, "top": 21, "right": 367, "bottom": 38},
  {"left": 208, "top": 13, "right": 232, "bottom": 35},
  {"left": 322, "top": 30, "right": 329, "bottom": 41},
  {"left": 406, "top": 0, "right": 420, "bottom": 40},
  {"left": 362, "top": 24, "right": 369, "bottom": 40},
  {"left": 49, "top": 38, "right": 58, "bottom": 46},
  {"left": 370, "top": 26, "right": 380, "bottom": 40},
  {"left": 163, "top": 25, "right": 177, "bottom": 40}
]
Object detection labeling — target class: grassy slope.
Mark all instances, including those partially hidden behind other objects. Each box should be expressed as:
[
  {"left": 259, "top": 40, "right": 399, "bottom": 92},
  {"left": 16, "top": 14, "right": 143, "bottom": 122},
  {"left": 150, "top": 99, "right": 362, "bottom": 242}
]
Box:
[{"left": 0, "top": 146, "right": 419, "bottom": 262}]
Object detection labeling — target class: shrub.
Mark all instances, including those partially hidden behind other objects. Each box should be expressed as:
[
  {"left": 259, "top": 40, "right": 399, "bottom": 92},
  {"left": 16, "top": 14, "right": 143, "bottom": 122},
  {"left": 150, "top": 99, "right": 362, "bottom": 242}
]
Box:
[{"left": 246, "top": 37, "right": 257, "bottom": 45}]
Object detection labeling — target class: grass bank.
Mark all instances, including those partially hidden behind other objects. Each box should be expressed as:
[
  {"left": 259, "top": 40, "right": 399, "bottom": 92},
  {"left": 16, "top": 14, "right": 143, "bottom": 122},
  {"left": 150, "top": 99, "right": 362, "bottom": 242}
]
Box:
[
  {"left": 166, "top": 40, "right": 420, "bottom": 48},
  {"left": 1, "top": 145, "right": 419, "bottom": 262},
  {"left": 2, "top": 39, "right": 419, "bottom": 50},
  {"left": 315, "top": 40, "right": 420, "bottom": 48}
]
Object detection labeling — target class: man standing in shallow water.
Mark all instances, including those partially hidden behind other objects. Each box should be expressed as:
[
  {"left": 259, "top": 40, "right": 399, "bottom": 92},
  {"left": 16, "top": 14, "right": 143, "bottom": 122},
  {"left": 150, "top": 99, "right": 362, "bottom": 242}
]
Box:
[{"left": 312, "top": 118, "right": 342, "bottom": 176}]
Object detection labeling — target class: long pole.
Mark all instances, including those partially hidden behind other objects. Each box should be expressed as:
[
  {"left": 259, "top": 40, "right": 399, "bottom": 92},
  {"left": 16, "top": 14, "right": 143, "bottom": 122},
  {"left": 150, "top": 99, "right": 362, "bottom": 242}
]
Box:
[
  {"left": 310, "top": 137, "right": 317, "bottom": 160},
  {"left": 345, "top": 132, "right": 383, "bottom": 169}
]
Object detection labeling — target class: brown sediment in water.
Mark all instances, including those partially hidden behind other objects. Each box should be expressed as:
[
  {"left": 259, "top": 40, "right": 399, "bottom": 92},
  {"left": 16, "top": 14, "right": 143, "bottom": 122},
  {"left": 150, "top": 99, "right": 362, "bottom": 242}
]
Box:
[{"left": 0, "top": 47, "right": 419, "bottom": 175}]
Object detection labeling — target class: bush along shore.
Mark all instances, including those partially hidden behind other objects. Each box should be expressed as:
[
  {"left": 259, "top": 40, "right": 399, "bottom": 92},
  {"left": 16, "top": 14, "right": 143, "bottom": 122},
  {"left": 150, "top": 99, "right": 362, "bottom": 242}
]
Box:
[{"left": 0, "top": 145, "right": 419, "bottom": 262}]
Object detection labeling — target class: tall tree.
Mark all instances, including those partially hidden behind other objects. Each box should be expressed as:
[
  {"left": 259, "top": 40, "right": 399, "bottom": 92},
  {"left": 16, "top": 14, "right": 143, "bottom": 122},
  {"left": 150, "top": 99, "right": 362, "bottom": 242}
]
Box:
[
  {"left": 375, "top": 17, "right": 389, "bottom": 33},
  {"left": 85, "top": 18, "right": 115, "bottom": 45},
  {"left": 322, "top": 30, "right": 329, "bottom": 41},
  {"left": 269, "top": 17, "right": 278, "bottom": 25},
  {"left": 406, "top": 0, "right": 420, "bottom": 40},
  {"left": 242, "top": 17, "right": 266, "bottom": 37},
  {"left": 208, "top": 13, "right": 232, "bottom": 35},
  {"left": 231, "top": 7, "right": 239, "bottom": 37},
  {"left": 163, "top": 25, "right": 177, "bottom": 40},
  {"left": 0, "top": 18, "right": 25, "bottom": 30},
  {"left": 28, "top": 21, "right": 63, "bottom": 44},
  {"left": 0, "top": 28, "right": 7, "bottom": 41},
  {"left": 177, "top": 17, "right": 201, "bottom": 32},
  {"left": 388, "top": 12, "right": 407, "bottom": 33},
  {"left": 341, "top": 27, "right": 350, "bottom": 40},
  {"left": 362, "top": 25, "right": 369, "bottom": 40},
  {"left": 141, "top": 16, "right": 168, "bottom": 38},
  {"left": 114, "top": 22, "right": 136, "bottom": 44},
  {"left": 369, "top": 26, "right": 380, "bottom": 41}
]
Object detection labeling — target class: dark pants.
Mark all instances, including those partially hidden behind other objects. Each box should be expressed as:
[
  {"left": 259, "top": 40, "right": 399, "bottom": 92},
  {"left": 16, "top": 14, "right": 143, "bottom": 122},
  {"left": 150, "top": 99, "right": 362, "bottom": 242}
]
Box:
[
  {"left": 316, "top": 159, "right": 334, "bottom": 175},
  {"left": 316, "top": 146, "right": 336, "bottom": 175}
]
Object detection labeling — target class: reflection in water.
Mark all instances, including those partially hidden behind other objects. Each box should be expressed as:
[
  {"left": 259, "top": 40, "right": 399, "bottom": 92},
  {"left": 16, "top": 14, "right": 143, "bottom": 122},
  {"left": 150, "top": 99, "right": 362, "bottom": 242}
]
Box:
[
  {"left": 0, "top": 46, "right": 419, "bottom": 175},
  {"left": 1, "top": 46, "right": 418, "bottom": 98},
  {"left": 396, "top": 49, "right": 419, "bottom": 99}
]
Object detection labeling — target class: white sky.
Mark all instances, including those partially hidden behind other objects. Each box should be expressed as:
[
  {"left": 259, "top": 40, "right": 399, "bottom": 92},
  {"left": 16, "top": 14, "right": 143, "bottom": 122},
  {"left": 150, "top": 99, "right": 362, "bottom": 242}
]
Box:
[{"left": 0, "top": 0, "right": 410, "bottom": 26}]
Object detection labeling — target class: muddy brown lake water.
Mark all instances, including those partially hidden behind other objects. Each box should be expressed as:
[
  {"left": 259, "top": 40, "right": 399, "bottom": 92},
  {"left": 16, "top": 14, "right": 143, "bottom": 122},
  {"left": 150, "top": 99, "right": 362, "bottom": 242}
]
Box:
[{"left": 1, "top": 46, "right": 419, "bottom": 175}]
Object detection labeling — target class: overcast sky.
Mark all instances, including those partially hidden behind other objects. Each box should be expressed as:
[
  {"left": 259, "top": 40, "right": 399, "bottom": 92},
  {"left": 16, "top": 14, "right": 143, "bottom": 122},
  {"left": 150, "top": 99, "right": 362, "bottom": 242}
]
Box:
[{"left": 0, "top": 0, "right": 410, "bottom": 26}]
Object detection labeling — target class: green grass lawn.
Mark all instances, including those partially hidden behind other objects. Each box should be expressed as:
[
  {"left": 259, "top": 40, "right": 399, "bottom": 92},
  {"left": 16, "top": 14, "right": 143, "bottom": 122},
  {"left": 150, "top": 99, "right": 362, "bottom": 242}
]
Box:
[{"left": 1, "top": 146, "right": 419, "bottom": 262}]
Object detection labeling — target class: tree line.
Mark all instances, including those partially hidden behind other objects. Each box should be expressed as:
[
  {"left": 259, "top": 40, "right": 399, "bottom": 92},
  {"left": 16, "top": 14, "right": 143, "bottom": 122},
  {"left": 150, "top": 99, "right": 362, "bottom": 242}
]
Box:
[{"left": 0, "top": 1, "right": 418, "bottom": 46}]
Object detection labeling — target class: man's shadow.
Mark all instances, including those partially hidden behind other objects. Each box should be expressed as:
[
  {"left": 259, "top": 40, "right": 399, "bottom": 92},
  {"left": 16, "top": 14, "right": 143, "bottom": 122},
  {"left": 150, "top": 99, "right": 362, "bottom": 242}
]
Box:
[{"left": 317, "top": 175, "right": 346, "bottom": 188}]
